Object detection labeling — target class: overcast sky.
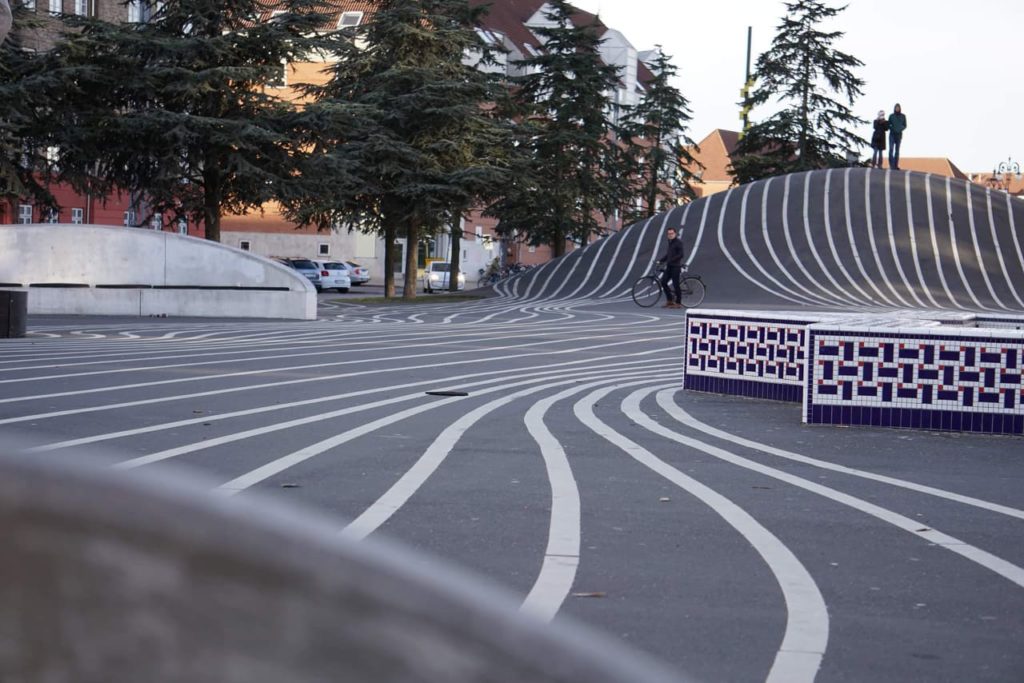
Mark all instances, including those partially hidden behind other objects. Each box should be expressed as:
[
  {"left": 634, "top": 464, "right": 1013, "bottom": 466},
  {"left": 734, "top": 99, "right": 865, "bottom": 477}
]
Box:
[{"left": 570, "top": 0, "right": 1022, "bottom": 174}]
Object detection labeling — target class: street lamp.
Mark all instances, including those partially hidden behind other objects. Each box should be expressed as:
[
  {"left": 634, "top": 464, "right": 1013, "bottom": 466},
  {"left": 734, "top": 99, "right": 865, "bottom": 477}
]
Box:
[{"left": 993, "top": 157, "right": 1022, "bottom": 188}]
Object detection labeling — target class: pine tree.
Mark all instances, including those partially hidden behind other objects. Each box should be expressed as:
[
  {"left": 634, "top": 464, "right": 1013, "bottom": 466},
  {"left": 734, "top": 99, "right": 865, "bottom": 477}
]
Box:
[
  {"left": 25, "top": 0, "right": 333, "bottom": 241},
  {"left": 729, "top": 0, "right": 865, "bottom": 185},
  {"left": 0, "top": 7, "right": 52, "bottom": 211},
  {"left": 487, "top": 0, "right": 623, "bottom": 258},
  {"left": 617, "top": 47, "right": 700, "bottom": 223},
  {"left": 285, "top": 0, "right": 511, "bottom": 298}
]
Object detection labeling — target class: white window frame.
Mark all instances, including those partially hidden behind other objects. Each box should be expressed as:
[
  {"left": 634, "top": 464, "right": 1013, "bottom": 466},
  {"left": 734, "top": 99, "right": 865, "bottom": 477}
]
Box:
[
  {"left": 239, "top": 240, "right": 251, "bottom": 252},
  {"left": 123, "top": 210, "right": 136, "bottom": 226},
  {"left": 45, "top": 208, "right": 59, "bottom": 224},
  {"left": 126, "top": 0, "right": 142, "bottom": 22},
  {"left": 177, "top": 217, "right": 188, "bottom": 234},
  {"left": 71, "top": 208, "right": 84, "bottom": 224},
  {"left": 150, "top": 213, "right": 162, "bottom": 230},
  {"left": 73, "top": 0, "right": 87, "bottom": 16},
  {"left": 337, "top": 11, "right": 362, "bottom": 28},
  {"left": 18, "top": 204, "right": 33, "bottom": 224},
  {"left": 48, "top": 0, "right": 61, "bottom": 15},
  {"left": 318, "top": 243, "right": 330, "bottom": 256},
  {"left": 22, "top": 0, "right": 36, "bottom": 10}
]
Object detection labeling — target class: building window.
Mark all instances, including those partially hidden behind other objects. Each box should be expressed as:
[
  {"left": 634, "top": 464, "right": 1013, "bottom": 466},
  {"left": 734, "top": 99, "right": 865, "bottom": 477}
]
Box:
[
  {"left": 18, "top": 205, "right": 33, "bottom": 224},
  {"left": 21, "top": 0, "right": 36, "bottom": 10},
  {"left": 474, "top": 225, "right": 483, "bottom": 243},
  {"left": 73, "top": 0, "right": 88, "bottom": 16},
  {"left": 123, "top": 210, "right": 136, "bottom": 226},
  {"left": 337, "top": 11, "right": 362, "bottom": 28},
  {"left": 239, "top": 240, "right": 251, "bottom": 252},
  {"left": 71, "top": 208, "right": 84, "bottom": 224},
  {"left": 528, "top": 245, "right": 536, "bottom": 253},
  {"left": 177, "top": 217, "right": 188, "bottom": 234},
  {"left": 48, "top": 0, "right": 60, "bottom": 15},
  {"left": 45, "top": 208, "right": 59, "bottom": 224},
  {"left": 126, "top": 0, "right": 141, "bottom": 22},
  {"left": 150, "top": 213, "right": 162, "bottom": 230},
  {"left": 318, "top": 243, "right": 330, "bottom": 256}
]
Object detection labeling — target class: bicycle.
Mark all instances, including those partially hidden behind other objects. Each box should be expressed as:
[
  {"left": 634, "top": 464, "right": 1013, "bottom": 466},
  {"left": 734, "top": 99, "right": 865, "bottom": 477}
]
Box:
[{"left": 631, "top": 265, "right": 706, "bottom": 308}]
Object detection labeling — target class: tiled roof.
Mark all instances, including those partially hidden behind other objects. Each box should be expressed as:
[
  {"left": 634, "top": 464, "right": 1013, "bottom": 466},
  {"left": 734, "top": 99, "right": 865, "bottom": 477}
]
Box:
[
  {"left": 468, "top": 0, "right": 607, "bottom": 57},
  {"left": 881, "top": 157, "right": 968, "bottom": 179}
]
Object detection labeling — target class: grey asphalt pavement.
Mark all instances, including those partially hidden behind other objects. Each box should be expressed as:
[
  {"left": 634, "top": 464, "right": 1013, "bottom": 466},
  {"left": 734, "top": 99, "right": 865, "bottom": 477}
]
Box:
[{"left": 2, "top": 297, "right": 1021, "bottom": 683}]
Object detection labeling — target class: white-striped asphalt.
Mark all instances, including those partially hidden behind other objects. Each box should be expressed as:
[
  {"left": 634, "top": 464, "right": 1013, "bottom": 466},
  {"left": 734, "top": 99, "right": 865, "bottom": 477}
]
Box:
[
  {"left": 761, "top": 177, "right": 834, "bottom": 307},
  {"left": 903, "top": 172, "right": 944, "bottom": 309},
  {"left": 965, "top": 182, "right": 1009, "bottom": 310},
  {"left": 803, "top": 172, "right": 862, "bottom": 307},
  {"left": 823, "top": 169, "right": 873, "bottom": 305},
  {"left": 219, "top": 368, "right": 667, "bottom": 495},
  {"left": 719, "top": 183, "right": 807, "bottom": 306},
  {"left": 0, "top": 324, "right": 664, "bottom": 407},
  {"left": 637, "top": 389, "right": 1024, "bottom": 590},
  {"left": 883, "top": 170, "right": 928, "bottom": 308},
  {"left": 983, "top": 187, "right": 1024, "bottom": 308},
  {"left": 30, "top": 351, "right": 673, "bottom": 452},
  {"left": 783, "top": 174, "right": 846, "bottom": 306},
  {"left": 924, "top": 173, "right": 965, "bottom": 309},
  {"left": 579, "top": 384, "right": 828, "bottom": 683},
  {"left": 660, "top": 394, "right": 1024, "bottom": 521},
  {"left": 944, "top": 176, "right": 990, "bottom": 311},
  {"left": 864, "top": 170, "right": 912, "bottom": 307},
  {"left": 0, "top": 331, "right": 680, "bottom": 427},
  {"left": 843, "top": 169, "right": 897, "bottom": 307}
]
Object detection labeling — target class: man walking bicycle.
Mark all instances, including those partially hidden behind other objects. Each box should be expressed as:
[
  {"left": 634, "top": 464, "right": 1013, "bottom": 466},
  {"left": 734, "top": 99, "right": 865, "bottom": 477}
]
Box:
[{"left": 657, "top": 227, "right": 685, "bottom": 309}]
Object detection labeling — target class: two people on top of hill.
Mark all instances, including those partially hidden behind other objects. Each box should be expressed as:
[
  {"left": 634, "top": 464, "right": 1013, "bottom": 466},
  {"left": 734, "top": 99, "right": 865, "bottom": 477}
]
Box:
[{"left": 869, "top": 104, "right": 907, "bottom": 170}]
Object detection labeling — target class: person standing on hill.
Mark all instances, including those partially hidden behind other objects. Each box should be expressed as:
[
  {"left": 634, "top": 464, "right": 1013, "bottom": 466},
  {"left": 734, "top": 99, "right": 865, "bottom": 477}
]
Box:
[
  {"left": 888, "top": 103, "right": 907, "bottom": 170},
  {"left": 870, "top": 110, "right": 888, "bottom": 168},
  {"left": 657, "top": 227, "right": 685, "bottom": 309}
]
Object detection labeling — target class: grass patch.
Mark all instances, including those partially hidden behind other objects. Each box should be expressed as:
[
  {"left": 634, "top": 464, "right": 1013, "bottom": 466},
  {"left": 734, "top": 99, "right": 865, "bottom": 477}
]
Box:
[{"left": 331, "top": 293, "right": 488, "bottom": 305}]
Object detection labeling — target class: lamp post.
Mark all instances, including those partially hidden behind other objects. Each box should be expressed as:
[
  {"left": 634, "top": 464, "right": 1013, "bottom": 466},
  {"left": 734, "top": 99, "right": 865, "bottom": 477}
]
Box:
[{"left": 993, "top": 157, "right": 1022, "bottom": 194}]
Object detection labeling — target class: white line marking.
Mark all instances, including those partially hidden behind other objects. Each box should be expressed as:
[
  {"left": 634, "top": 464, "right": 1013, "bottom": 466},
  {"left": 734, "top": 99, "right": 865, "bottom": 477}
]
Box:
[{"left": 581, "top": 384, "right": 828, "bottom": 683}]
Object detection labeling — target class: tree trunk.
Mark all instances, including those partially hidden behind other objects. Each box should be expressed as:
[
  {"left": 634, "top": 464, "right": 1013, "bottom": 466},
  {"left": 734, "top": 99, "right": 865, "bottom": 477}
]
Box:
[
  {"left": 551, "top": 237, "right": 566, "bottom": 258},
  {"left": 448, "top": 220, "right": 462, "bottom": 292},
  {"left": 402, "top": 216, "right": 420, "bottom": 299},
  {"left": 382, "top": 217, "right": 396, "bottom": 299},
  {"left": 202, "top": 167, "right": 221, "bottom": 242}
]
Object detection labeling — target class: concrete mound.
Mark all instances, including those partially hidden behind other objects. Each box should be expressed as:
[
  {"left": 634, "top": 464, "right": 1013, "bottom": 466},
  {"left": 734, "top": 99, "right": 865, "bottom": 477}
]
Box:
[{"left": 496, "top": 168, "right": 1024, "bottom": 313}]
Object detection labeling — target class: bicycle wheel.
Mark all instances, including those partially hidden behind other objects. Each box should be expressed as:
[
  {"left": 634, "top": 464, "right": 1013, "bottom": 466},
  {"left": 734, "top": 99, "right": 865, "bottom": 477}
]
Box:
[
  {"left": 678, "top": 276, "right": 706, "bottom": 308},
  {"left": 631, "top": 275, "right": 662, "bottom": 307},
  {"left": 476, "top": 276, "right": 490, "bottom": 289}
]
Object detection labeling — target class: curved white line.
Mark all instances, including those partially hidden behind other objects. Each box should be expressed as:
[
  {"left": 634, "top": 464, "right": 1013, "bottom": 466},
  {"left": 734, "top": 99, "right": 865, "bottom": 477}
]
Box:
[
  {"left": 903, "top": 172, "right": 943, "bottom": 309},
  {"left": 944, "top": 177, "right": 991, "bottom": 311},
  {"left": 582, "top": 385, "right": 828, "bottom": 683},
  {"left": 661, "top": 396, "right": 1024, "bottom": 521},
  {"left": 843, "top": 169, "right": 896, "bottom": 307},
  {"left": 984, "top": 188, "right": 1024, "bottom": 308},
  {"left": 339, "top": 371, "right": 662, "bottom": 538},
  {"left": 865, "top": 170, "right": 912, "bottom": 307},
  {"left": 924, "top": 173, "right": 966, "bottom": 309},
  {"left": 782, "top": 174, "right": 846, "bottom": 305},
  {"left": 804, "top": 172, "right": 863, "bottom": 306},
  {"left": 719, "top": 184, "right": 806, "bottom": 305},
  {"left": 964, "top": 182, "right": 1007, "bottom": 309},
  {"left": 822, "top": 169, "right": 873, "bottom": 305},
  {"left": 642, "top": 390, "right": 1024, "bottom": 591}
]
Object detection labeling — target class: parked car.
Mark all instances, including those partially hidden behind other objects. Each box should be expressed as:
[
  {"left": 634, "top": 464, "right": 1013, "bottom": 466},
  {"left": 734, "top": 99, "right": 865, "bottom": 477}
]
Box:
[
  {"left": 346, "top": 261, "right": 370, "bottom": 285},
  {"left": 274, "top": 257, "right": 322, "bottom": 292},
  {"left": 311, "top": 260, "right": 351, "bottom": 293},
  {"left": 422, "top": 261, "right": 465, "bottom": 293}
]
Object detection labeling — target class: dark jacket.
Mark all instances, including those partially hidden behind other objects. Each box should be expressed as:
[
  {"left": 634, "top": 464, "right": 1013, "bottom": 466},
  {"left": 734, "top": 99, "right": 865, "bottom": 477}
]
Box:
[
  {"left": 871, "top": 118, "right": 888, "bottom": 150},
  {"left": 889, "top": 112, "right": 907, "bottom": 136},
  {"left": 658, "top": 237, "right": 685, "bottom": 268}
]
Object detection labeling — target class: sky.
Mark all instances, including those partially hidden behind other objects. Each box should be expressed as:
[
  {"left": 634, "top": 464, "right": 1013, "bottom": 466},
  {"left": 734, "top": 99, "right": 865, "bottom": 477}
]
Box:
[{"left": 570, "top": 0, "right": 1023, "bottom": 174}]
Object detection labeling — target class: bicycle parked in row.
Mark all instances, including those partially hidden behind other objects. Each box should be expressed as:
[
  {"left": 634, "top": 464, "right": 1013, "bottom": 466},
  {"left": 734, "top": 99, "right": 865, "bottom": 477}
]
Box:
[{"left": 477, "top": 262, "right": 531, "bottom": 288}]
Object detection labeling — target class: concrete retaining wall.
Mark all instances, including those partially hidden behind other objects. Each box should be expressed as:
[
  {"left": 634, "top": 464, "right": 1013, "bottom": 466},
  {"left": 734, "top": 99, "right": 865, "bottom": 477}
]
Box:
[{"left": 0, "top": 224, "right": 316, "bottom": 320}]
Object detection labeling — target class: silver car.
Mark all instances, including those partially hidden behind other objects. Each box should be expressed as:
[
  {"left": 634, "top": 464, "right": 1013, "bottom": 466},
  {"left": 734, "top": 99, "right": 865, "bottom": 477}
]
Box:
[
  {"left": 346, "top": 260, "right": 371, "bottom": 285},
  {"left": 275, "top": 257, "right": 322, "bottom": 292}
]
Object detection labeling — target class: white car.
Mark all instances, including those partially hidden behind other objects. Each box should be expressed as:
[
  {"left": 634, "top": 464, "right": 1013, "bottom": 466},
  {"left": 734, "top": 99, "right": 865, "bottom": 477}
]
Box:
[
  {"left": 345, "top": 260, "right": 370, "bottom": 285},
  {"left": 422, "top": 261, "right": 465, "bottom": 293},
  {"left": 311, "top": 260, "right": 351, "bottom": 293}
]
